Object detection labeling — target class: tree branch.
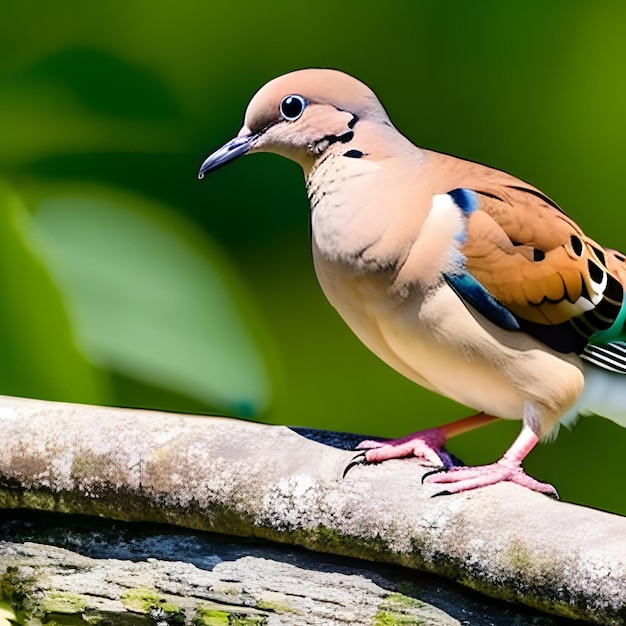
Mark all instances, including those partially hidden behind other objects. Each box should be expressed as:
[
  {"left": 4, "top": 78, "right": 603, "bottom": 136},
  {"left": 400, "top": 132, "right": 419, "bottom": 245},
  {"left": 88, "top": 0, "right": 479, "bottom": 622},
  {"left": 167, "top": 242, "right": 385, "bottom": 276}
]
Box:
[{"left": 0, "top": 395, "right": 623, "bottom": 625}]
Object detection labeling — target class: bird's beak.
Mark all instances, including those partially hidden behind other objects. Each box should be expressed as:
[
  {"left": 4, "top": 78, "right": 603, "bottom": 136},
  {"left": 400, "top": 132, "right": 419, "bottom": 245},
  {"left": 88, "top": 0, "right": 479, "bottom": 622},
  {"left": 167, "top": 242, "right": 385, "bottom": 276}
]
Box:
[{"left": 198, "top": 127, "right": 258, "bottom": 179}]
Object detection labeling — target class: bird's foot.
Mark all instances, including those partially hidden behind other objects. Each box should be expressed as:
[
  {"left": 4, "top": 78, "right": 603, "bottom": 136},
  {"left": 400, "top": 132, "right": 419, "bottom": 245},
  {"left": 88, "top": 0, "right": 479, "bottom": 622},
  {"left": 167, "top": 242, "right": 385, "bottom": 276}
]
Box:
[
  {"left": 356, "top": 427, "right": 456, "bottom": 468},
  {"left": 423, "top": 459, "right": 558, "bottom": 497}
]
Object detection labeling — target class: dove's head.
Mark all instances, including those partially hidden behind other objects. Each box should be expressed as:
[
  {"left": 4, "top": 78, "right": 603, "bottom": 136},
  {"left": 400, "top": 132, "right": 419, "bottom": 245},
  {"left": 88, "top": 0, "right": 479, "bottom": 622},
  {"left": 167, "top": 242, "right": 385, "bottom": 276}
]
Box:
[{"left": 198, "top": 69, "right": 390, "bottom": 178}]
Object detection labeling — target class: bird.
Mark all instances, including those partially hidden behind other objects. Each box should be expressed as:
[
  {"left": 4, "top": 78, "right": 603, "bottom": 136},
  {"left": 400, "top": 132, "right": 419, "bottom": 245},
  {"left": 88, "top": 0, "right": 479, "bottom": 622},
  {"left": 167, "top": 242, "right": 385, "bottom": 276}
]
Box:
[{"left": 198, "top": 68, "right": 626, "bottom": 496}]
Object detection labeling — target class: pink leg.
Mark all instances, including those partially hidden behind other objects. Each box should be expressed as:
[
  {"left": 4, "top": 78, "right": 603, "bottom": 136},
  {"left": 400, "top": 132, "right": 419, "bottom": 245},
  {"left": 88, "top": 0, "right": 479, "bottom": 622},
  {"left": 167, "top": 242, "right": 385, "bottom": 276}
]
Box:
[
  {"left": 356, "top": 413, "right": 498, "bottom": 467},
  {"left": 424, "top": 425, "right": 557, "bottom": 496}
]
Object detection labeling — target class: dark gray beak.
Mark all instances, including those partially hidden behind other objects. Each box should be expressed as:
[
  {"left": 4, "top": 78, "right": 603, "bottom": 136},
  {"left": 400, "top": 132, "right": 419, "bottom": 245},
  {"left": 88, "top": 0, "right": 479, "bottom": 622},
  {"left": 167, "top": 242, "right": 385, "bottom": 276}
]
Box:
[{"left": 198, "top": 132, "right": 258, "bottom": 179}]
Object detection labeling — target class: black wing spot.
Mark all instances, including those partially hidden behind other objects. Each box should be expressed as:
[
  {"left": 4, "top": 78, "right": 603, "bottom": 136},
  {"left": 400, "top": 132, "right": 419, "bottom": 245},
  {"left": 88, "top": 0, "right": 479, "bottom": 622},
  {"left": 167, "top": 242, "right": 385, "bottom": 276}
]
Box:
[
  {"left": 343, "top": 149, "right": 364, "bottom": 159},
  {"left": 587, "top": 259, "right": 605, "bottom": 284},
  {"left": 533, "top": 248, "right": 546, "bottom": 262},
  {"left": 592, "top": 246, "right": 606, "bottom": 266},
  {"left": 570, "top": 235, "right": 584, "bottom": 257}
]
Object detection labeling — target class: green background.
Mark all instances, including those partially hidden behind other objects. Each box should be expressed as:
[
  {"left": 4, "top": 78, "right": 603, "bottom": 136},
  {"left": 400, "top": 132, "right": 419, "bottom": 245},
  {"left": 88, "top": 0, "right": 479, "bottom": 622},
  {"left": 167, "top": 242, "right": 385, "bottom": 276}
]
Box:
[{"left": 2, "top": 1, "right": 625, "bottom": 515}]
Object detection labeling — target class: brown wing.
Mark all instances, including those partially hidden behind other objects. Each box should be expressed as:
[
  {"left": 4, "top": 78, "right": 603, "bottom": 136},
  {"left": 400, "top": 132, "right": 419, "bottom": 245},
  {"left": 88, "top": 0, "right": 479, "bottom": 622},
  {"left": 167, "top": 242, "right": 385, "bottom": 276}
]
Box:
[
  {"left": 463, "top": 188, "right": 618, "bottom": 322},
  {"left": 438, "top": 159, "right": 626, "bottom": 352}
]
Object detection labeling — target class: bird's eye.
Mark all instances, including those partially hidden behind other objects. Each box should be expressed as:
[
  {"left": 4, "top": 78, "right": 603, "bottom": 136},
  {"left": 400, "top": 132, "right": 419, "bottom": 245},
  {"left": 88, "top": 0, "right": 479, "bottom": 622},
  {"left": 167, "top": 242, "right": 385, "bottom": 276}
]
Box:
[{"left": 279, "top": 94, "right": 306, "bottom": 121}]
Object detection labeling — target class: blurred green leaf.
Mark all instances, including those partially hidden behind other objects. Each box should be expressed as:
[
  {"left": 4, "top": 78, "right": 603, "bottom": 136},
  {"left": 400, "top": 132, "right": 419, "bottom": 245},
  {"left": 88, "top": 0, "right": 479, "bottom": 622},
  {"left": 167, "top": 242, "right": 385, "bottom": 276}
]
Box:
[
  {"left": 27, "top": 184, "right": 273, "bottom": 417},
  {"left": 0, "top": 183, "right": 104, "bottom": 403}
]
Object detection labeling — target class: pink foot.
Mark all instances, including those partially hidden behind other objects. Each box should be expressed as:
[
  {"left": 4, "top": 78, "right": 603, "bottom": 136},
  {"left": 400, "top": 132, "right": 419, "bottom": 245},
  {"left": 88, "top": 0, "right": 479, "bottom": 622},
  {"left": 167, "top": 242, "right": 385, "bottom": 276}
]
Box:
[
  {"left": 356, "top": 428, "right": 450, "bottom": 467},
  {"left": 424, "top": 460, "right": 558, "bottom": 497}
]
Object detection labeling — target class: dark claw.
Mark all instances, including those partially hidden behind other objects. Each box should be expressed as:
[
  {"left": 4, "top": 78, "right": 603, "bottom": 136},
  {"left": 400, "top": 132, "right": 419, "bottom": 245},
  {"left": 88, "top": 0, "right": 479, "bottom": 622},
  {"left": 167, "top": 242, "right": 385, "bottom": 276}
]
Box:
[
  {"left": 421, "top": 467, "right": 447, "bottom": 484},
  {"left": 431, "top": 490, "right": 453, "bottom": 498},
  {"left": 343, "top": 452, "right": 367, "bottom": 478}
]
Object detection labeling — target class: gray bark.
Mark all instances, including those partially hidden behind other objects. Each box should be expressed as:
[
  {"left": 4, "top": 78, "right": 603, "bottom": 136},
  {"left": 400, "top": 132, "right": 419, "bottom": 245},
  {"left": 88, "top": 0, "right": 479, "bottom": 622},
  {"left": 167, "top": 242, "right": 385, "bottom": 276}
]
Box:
[
  {"left": 0, "top": 515, "right": 512, "bottom": 625},
  {"left": 0, "top": 395, "right": 624, "bottom": 625}
]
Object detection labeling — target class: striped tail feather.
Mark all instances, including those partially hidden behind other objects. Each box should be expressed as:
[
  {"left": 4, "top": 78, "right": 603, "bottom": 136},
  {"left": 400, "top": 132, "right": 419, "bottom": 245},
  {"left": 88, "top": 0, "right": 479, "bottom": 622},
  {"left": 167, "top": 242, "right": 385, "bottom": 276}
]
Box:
[{"left": 581, "top": 341, "right": 626, "bottom": 374}]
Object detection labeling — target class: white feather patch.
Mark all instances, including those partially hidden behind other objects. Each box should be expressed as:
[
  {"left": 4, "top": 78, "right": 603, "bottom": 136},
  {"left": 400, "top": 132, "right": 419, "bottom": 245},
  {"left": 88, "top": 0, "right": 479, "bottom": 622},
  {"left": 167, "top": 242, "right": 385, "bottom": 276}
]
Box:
[{"left": 393, "top": 193, "right": 466, "bottom": 291}]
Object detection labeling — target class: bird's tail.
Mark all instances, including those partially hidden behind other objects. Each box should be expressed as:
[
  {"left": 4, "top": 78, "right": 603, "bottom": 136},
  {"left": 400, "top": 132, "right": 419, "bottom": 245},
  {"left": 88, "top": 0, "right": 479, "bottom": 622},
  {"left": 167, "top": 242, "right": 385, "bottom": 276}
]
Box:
[{"left": 562, "top": 361, "right": 626, "bottom": 429}]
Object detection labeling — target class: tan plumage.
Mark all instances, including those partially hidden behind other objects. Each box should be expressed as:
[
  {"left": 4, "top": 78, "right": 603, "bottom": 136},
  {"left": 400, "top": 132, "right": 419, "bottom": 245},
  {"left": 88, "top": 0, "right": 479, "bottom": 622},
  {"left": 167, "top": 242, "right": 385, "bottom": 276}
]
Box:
[{"left": 199, "top": 69, "right": 626, "bottom": 495}]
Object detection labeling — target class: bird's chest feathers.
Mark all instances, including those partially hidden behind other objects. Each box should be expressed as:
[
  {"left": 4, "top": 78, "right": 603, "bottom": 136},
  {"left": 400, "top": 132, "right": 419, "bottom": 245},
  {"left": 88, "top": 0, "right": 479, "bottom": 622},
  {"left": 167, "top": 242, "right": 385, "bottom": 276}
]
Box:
[{"left": 308, "top": 154, "right": 413, "bottom": 271}]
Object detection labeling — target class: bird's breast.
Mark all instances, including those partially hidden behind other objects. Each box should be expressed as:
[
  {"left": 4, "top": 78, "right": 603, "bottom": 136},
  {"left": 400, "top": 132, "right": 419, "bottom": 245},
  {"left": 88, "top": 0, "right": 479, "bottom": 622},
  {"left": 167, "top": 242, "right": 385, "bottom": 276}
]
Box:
[
  {"left": 311, "top": 245, "right": 584, "bottom": 426},
  {"left": 308, "top": 154, "right": 423, "bottom": 272}
]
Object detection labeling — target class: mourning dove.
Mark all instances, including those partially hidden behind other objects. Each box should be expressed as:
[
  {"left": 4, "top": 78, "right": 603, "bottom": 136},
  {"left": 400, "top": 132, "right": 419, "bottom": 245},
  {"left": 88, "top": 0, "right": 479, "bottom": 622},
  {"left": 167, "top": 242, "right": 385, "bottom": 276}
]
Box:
[{"left": 199, "top": 69, "right": 626, "bottom": 496}]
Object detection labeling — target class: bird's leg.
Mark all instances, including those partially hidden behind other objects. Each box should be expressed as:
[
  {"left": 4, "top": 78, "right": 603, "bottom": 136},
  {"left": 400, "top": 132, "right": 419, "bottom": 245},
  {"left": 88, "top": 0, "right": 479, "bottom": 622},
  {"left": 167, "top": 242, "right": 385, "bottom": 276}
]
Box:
[
  {"left": 424, "top": 424, "right": 558, "bottom": 496},
  {"left": 356, "top": 412, "right": 498, "bottom": 468}
]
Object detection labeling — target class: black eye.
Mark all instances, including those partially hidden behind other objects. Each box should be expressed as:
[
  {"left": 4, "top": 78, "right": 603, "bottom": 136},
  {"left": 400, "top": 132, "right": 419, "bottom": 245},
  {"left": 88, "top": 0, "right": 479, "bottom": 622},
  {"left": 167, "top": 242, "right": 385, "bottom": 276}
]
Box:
[{"left": 279, "top": 94, "right": 306, "bottom": 121}]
